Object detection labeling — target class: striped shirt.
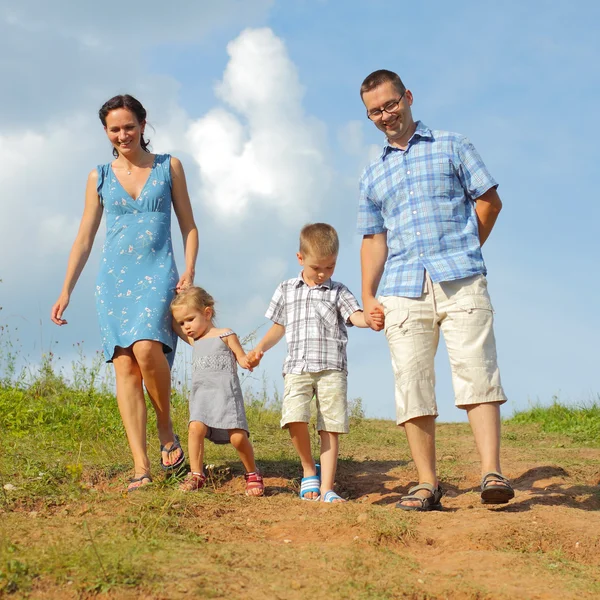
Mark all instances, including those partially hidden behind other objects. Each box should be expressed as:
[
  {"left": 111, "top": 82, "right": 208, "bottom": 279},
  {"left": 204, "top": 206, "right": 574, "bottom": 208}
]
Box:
[
  {"left": 265, "top": 274, "right": 361, "bottom": 375},
  {"left": 357, "top": 121, "right": 498, "bottom": 298}
]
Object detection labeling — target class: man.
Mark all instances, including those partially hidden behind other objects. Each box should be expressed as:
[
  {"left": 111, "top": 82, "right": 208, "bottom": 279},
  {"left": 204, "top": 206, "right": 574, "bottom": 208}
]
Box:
[{"left": 357, "top": 69, "right": 514, "bottom": 510}]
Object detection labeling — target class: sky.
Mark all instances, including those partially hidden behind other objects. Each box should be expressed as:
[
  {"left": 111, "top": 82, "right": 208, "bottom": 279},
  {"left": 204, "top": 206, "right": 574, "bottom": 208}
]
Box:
[{"left": 0, "top": 0, "right": 599, "bottom": 422}]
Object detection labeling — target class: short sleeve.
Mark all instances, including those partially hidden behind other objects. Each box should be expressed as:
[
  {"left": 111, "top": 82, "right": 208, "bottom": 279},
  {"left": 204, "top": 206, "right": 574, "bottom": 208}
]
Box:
[
  {"left": 265, "top": 284, "right": 286, "bottom": 326},
  {"left": 357, "top": 169, "right": 385, "bottom": 235},
  {"left": 96, "top": 165, "right": 106, "bottom": 206},
  {"left": 157, "top": 154, "right": 172, "bottom": 188},
  {"left": 336, "top": 284, "right": 361, "bottom": 326},
  {"left": 455, "top": 137, "right": 498, "bottom": 201}
]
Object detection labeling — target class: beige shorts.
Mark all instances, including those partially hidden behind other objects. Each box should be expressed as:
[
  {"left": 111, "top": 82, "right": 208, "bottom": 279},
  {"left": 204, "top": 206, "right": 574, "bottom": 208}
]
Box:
[
  {"left": 281, "top": 370, "right": 349, "bottom": 433},
  {"left": 380, "top": 273, "right": 507, "bottom": 425}
]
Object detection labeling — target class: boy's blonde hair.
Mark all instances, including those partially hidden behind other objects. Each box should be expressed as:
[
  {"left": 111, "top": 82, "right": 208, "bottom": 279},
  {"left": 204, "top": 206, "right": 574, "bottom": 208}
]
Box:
[
  {"left": 299, "top": 223, "right": 339, "bottom": 257},
  {"left": 170, "top": 286, "right": 216, "bottom": 319}
]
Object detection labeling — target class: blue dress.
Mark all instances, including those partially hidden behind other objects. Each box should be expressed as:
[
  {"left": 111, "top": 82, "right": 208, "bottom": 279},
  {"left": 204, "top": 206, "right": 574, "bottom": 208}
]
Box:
[{"left": 95, "top": 153, "right": 178, "bottom": 363}]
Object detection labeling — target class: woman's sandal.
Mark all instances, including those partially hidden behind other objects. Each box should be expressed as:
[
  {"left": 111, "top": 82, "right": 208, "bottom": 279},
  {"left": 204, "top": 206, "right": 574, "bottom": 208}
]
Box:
[
  {"left": 178, "top": 472, "right": 206, "bottom": 492},
  {"left": 244, "top": 471, "right": 265, "bottom": 497},
  {"left": 480, "top": 471, "right": 514, "bottom": 504},
  {"left": 160, "top": 433, "right": 185, "bottom": 471},
  {"left": 127, "top": 474, "right": 153, "bottom": 493},
  {"left": 322, "top": 490, "right": 346, "bottom": 503},
  {"left": 396, "top": 483, "right": 443, "bottom": 511},
  {"left": 299, "top": 464, "right": 321, "bottom": 501}
]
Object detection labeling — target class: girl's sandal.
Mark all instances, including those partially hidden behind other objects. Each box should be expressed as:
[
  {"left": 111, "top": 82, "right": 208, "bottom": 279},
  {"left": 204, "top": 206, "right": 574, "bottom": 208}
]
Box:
[
  {"left": 178, "top": 472, "right": 206, "bottom": 492},
  {"left": 245, "top": 471, "right": 265, "bottom": 497}
]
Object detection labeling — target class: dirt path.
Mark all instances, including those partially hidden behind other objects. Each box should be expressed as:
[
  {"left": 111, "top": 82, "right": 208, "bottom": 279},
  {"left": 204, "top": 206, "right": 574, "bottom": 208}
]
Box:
[{"left": 2, "top": 423, "right": 599, "bottom": 599}]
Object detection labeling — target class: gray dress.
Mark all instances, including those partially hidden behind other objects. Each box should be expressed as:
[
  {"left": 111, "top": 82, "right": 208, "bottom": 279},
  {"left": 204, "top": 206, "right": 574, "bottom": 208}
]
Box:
[{"left": 190, "top": 331, "right": 249, "bottom": 445}]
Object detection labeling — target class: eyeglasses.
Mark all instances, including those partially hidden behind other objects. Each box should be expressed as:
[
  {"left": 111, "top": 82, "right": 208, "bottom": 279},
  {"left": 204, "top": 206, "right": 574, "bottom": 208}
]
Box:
[{"left": 366, "top": 91, "right": 406, "bottom": 121}]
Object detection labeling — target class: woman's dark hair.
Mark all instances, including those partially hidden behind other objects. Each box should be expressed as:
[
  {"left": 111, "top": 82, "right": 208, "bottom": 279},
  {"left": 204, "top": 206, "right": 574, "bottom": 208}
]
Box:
[{"left": 98, "top": 94, "right": 151, "bottom": 158}]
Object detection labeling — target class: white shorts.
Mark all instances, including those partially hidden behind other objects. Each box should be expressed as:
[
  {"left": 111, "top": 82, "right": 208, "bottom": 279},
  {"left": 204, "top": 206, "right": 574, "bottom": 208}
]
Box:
[
  {"left": 281, "top": 370, "right": 349, "bottom": 433},
  {"left": 380, "top": 273, "right": 507, "bottom": 425}
]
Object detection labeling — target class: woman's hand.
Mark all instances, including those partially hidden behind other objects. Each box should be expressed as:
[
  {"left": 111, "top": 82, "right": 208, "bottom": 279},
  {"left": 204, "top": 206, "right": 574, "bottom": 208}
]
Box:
[
  {"left": 176, "top": 271, "right": 194, "bottom": 293},
  {"left": 51, "top": 293, "right": 70, "bottom": 325}
]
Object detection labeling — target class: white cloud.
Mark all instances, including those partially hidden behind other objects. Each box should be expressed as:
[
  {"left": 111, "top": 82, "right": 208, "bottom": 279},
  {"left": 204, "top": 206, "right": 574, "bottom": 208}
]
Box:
[{"left": 186, "top": 28, "right": 332, "bottom": 225}]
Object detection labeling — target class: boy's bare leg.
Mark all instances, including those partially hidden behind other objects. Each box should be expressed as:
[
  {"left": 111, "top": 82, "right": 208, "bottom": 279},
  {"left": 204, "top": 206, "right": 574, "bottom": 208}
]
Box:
[
  {"left": 188, "top": 421, "right": 208, "bottom": 474},
  {"left": 288, "top": 421, "right": 319, "bottom": 499},
  {"left": 319, "top": 431, "right": 343, "bottom": 501},
  {"left": 399, "top": 415, "right": 438, "bottom": 507},
  {"left": 466, "top": 402, "right": 504, "bottom": 479}
]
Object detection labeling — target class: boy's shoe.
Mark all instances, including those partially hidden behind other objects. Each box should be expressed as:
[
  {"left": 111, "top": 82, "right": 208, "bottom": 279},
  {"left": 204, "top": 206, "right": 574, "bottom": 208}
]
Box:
[
  {"left": 244, "top": 471, "right": 265, "bottom": 497},
  {"left": 178, "top": 472, "right": 206, "bottom": 492},
  {"left": 299, "top": 464, "right": 321, "bottom": 501},
  {"left": 322, "top": 490, "right": 346, "bottom": 503}
]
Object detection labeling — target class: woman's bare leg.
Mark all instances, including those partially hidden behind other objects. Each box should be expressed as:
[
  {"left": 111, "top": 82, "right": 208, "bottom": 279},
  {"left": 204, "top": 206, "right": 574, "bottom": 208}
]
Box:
[
  {"left": 131, "top": 340, "right": 181, "bottom": 466},
  {"left": 112, "top": 349, "right": 150, "bottom": 476}
]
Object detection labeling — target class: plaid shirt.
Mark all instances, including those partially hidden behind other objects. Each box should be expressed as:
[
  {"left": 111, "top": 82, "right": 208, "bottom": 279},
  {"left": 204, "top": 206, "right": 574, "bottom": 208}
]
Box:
[
  {"left": 265, "top": 274, "right": 361, "bottom": 375},
  {"left": 357, "top": 121, "right": 498, "bottom": 298}
]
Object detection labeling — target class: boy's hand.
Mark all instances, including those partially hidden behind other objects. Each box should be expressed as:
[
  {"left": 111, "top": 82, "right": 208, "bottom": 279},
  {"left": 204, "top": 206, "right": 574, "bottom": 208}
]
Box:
[
  {"left": 370, "top": 306, "right": 385, "bottom": 329},
  {"left": 246, "top": 349, "right": 264, "bottom": 369}
]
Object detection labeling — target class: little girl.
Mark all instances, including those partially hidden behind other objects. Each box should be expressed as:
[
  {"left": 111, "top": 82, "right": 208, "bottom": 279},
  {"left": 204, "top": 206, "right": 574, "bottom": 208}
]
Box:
[{"left": 170, "top": 286, "right": 264, "bottom": 496}]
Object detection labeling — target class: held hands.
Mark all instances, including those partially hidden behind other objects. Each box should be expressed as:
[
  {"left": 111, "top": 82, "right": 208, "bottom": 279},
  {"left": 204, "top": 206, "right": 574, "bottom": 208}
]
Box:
[
  {"left": 364, "top": 297, "right": 385, "bottom": 332},
  {"left": 245, "top": 349, "right": 264, "bottom": 369},
  {"left": 176, "top": 271, "right": 194, "bottom": 293},
  {"left": 50, "top": 294, "right": 70, "bottom": 325}
]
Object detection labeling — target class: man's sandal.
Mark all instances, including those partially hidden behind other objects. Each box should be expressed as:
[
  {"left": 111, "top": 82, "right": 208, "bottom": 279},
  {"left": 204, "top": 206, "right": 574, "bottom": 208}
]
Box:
[
  {"left": 178, "top": 472, "right": 206, "bottom": 492},
  {"left": 245, "top": 471, "right": 265, "bottom": 497},
  {"left": 480, "top": 471, "right": 514, "bottom": 504},
  {"left": 127, "top": 474, "right": 152, "bottom": 493},
  {"left": 396, "top": 483, "right": 443, "bottom": 511},
  {"left": 299, "top": 464, "right": 321, "bottom": 501},
  {"left": 160, "top": 433, "right": 185, "bottom": 471},
  {"left": 322, "top": 490, "right": 346, "bottom": 503}
]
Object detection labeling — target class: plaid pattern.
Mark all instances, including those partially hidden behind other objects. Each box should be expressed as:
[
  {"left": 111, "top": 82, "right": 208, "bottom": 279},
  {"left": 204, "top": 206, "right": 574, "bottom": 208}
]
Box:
[
  {"left": 357, "top": 121, "right": 498, "bottom": 298},
  {"left": 265, "top": 274, "right": 361, "bottom": 375}
]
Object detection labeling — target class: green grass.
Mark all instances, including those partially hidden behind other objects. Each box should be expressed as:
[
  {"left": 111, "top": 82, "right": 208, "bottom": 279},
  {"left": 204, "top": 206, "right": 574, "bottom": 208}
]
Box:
[{"left": 507, "top": 399, "right": 600, "bottom": 445}]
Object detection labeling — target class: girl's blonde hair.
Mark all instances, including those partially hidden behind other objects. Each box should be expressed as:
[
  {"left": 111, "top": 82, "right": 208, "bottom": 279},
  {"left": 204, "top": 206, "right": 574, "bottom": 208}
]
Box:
[{"left": 170, "top": 286, "right": 216, "bottom": 319}]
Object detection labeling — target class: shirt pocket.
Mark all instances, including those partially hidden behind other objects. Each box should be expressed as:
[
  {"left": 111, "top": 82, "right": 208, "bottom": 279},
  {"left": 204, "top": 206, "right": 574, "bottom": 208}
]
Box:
[{"left": 315, "top": 300, "right": 339, "bottom": 329}]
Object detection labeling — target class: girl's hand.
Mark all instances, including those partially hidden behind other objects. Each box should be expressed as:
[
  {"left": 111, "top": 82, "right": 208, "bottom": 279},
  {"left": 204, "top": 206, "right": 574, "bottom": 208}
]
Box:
[
  {"left": 245, "top": 349, "right": 264, "bottom": 369},
  {"left": 176, "top": 271, "right": 194, "bottom": 293},
  {"left": 239, "top": 355, "right": 254, "bottom": 372},
  {"left": 51, "top": 293, "right": 70, "bottom": 325}
]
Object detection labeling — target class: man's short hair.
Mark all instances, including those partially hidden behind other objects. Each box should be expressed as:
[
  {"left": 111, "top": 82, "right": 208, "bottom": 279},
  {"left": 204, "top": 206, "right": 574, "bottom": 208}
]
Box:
[
  {"left": 299, "top": 223, "right": 339, "bottom": 257},
  {"left": 360, "top": 69, "right": 406, "bottom": 97}
]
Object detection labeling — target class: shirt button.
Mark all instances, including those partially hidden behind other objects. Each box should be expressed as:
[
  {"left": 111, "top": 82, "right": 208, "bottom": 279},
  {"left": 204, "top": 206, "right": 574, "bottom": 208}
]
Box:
[
  {"left": 410, "top": 191, "right": 414, "bottom": 195},
  {"left": 420, "top": 253, "right": 424, "bottom": 257},
  {"left": 416, "top": 232, "right": 421, "bottom": 236},
  {"left": 406, "top": 170, "right": 411, "bottom": 174},
  {"left": 412, "top": 210, "right": 417, "bottom": 214}
]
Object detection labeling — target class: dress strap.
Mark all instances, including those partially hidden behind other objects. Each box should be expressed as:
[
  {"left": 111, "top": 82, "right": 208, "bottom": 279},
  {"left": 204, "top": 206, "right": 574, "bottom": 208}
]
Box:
[
  {"left": 219, "top": 330, "right": 235, "bottom": 339},
  {"left": 96, "top": 164, "right": 107, "bottom": 205}
]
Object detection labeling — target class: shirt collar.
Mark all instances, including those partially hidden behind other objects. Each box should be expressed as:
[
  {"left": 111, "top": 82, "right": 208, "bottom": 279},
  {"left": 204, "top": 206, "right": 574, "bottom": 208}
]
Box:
[
  {"left": 294, "top": 271, "right": 332, "bottom": 289},
  {"left": 380, "top": 120, "right": 433, "bottom": 160}
]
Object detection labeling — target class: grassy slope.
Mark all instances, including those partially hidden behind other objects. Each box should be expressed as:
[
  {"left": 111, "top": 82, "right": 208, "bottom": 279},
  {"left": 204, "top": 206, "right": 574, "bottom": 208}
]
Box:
[{"left": 1, "top": 372, "right": 599, "bottom": 599}]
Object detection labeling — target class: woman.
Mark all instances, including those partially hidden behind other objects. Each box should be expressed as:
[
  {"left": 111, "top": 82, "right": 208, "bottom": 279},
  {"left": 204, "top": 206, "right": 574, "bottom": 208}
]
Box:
[{"left": 51, "top": 94, "right": 198, "bottom": 492}]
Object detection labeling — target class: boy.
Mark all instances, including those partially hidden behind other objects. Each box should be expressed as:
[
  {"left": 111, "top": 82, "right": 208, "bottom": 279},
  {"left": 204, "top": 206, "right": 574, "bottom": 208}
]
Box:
[{"left": 247, "top": 223, "right": 383, "bottom": 503}]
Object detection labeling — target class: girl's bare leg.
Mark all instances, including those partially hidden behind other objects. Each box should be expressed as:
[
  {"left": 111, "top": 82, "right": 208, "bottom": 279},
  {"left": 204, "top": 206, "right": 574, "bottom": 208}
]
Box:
[
  {"left": 229, "top": 429, "right": 257, "bottom": 473},
  {"left": 188, "top": 421, "right": 208, "bottom": 474}
]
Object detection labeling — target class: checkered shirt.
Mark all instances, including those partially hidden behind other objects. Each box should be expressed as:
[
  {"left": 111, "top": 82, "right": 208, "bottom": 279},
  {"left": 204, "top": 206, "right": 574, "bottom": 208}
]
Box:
[
  {"left": 265, "top": 274, "right": 361, "bottom": 375},
  {"left": 357, "top": 121, "right": 498, "bottom": 298}
]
